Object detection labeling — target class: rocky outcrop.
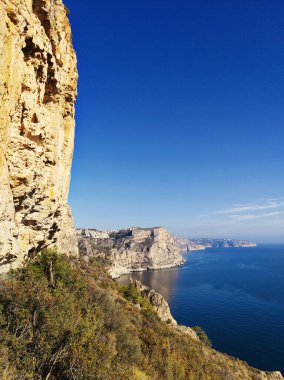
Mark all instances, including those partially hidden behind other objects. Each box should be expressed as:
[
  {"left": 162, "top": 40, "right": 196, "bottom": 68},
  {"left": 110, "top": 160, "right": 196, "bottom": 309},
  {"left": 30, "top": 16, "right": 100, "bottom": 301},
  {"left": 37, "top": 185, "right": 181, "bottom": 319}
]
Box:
[
  {"left": 78, "top": 227, "right": 184, "bottom": 278},
  {"left": 176, "top": 237, "right": 206, "bottom": 252},
  {"left": 77, "top": 228, "right": 114, "bottom": 239},
  {"left": 0, "top": 0, "right": 78, "bottom": 272},
  {"left": 134, "top": 280, "right": 178, "bottom": 324},
  {"left": 133, "top": 279, "right": 200, "bottom": 341}
]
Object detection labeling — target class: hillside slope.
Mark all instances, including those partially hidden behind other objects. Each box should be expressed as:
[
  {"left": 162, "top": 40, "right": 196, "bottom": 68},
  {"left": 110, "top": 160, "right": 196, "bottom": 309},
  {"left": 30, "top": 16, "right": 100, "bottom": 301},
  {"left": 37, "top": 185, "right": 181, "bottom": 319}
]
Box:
[{"left": 0, "top": 251, "right": 282, "bottom": 380}]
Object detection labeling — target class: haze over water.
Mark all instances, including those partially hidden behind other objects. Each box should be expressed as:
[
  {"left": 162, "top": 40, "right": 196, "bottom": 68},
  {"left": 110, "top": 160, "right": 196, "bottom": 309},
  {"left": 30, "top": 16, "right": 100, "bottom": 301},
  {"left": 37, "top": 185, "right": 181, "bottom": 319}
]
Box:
[{"left": 118, "top": 245, "right": 284, "bottom": 373}]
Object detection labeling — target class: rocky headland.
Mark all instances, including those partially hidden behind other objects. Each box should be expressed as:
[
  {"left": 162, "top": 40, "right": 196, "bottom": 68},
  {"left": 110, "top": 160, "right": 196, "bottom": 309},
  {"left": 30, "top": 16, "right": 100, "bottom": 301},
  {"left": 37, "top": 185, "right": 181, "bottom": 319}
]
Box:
[
  {"left": 77, "top": 227, "right": 184, "bottom": 278},
  {"left": 176, "top": 238, "right": 206, "bottom": 252},
  {"left": 177, "top": 237, "right": 257, "bottom": 252},
  {"left": 193, "top": 238, "right": 257, "bottom": 248}
]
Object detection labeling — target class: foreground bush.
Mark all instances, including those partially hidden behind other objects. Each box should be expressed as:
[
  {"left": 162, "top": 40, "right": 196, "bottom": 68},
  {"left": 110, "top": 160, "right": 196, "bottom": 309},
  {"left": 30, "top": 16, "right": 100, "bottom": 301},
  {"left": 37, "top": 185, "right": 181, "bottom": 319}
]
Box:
[{"left": 0, "top": 250, "right": 140, "bottom": 379}]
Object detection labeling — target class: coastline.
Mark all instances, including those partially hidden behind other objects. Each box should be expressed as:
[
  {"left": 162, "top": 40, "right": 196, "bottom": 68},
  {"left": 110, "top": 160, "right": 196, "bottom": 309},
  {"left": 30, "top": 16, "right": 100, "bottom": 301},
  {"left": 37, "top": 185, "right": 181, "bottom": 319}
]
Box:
[{"left": 122, "top": 245, "right": 284, "bottom": 375}]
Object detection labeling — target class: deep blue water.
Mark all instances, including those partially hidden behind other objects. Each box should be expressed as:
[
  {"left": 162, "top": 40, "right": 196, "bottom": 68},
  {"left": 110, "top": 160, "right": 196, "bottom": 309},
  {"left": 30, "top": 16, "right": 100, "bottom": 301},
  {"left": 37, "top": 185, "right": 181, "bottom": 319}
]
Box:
[{"left": 118, "top": 245, "right": 284, "bottom": 373}]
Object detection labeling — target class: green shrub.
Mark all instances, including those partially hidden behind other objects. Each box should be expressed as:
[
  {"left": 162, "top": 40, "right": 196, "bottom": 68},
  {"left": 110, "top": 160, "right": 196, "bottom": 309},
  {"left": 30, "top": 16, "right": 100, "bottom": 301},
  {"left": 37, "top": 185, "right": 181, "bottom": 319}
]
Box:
[
  {"left": 192, "top": 326, "right": 212, "bottom": 347},
  {"left": 119, "top": 282, "right": 153, "bottom": 310},
  {"left": 0, "top": 250, "right": 137, "bottom": 379},
  {"left": 120, "top": 282, "right": 142, "bottom": 303}
]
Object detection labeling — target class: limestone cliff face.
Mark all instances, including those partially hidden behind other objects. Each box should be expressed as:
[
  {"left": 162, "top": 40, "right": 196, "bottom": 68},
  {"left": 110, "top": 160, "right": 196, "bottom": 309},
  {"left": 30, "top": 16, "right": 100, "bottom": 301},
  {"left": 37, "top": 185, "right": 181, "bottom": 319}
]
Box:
[
  {"left": 0, "top": 0, "right": 78, "bottom": 272},
  {"left": 78, "top": 227, "right": 184, "bottom": 278}
]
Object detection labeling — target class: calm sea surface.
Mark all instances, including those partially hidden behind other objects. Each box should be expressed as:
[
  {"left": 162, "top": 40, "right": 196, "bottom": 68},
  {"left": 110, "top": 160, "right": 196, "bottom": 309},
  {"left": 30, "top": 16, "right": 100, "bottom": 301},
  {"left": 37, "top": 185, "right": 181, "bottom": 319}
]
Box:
[{"left": 117, "top": 245, "right": 284, "bottom": 373}]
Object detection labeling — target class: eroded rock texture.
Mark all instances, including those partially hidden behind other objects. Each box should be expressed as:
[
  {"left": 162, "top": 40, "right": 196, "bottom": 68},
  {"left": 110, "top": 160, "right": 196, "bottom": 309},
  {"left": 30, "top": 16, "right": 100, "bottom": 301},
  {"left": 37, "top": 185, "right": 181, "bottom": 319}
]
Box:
[
  {"left": 78, "top": 227, "right": 184, "bottom": 278},
  {"left": 0, "top": 0, "right": 78, "bottom": 272}
]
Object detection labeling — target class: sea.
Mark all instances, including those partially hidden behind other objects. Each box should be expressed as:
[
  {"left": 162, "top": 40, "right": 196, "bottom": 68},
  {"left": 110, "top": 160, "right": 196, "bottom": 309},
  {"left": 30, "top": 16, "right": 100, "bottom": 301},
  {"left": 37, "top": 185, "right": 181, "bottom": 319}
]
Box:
[{"left": 117, "top": 245, "right": 284, "bottom": 374}]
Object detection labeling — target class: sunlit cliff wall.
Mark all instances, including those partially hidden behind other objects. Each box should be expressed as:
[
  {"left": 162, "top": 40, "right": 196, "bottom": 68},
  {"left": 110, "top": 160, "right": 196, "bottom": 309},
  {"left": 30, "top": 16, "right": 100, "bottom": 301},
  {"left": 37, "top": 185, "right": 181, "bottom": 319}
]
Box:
[{"left": 0, "top": 0, "right": 78, "bottom": 272}]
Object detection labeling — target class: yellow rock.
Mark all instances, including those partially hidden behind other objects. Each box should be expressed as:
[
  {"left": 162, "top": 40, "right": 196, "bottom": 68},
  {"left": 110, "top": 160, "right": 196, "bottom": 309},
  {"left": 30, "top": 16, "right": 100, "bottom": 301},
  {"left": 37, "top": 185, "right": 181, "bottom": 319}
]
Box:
[{"left": 0, "top": 0, "right": 78, "bottom": 272}]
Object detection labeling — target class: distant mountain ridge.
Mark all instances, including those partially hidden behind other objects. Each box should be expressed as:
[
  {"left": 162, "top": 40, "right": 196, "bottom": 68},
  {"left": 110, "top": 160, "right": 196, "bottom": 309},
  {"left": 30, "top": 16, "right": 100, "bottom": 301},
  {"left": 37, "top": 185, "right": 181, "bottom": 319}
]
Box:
[
  {"left": 177, "top": 237, "right": 257, "bottom": 251},
  {"left": 192, "top": 238, "right": 257, "bottom": 248}
]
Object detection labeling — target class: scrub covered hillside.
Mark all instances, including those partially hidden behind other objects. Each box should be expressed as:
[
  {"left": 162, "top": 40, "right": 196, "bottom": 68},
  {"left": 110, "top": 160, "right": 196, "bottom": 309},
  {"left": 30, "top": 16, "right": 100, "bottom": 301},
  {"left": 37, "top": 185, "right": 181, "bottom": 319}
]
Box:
[{"left": 0, "top": 251, "right": 282, "bottom": 380}]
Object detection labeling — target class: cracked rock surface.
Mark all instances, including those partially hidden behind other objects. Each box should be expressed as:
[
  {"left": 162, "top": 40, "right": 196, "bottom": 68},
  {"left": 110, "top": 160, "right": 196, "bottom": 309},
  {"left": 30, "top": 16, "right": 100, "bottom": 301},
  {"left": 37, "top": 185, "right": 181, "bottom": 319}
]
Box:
[
  {"left": 78, "top": 227, "right": 184, "bottom": 278},
  {"left": 0, "top": 0, "right": 78, "bottom": 272}
]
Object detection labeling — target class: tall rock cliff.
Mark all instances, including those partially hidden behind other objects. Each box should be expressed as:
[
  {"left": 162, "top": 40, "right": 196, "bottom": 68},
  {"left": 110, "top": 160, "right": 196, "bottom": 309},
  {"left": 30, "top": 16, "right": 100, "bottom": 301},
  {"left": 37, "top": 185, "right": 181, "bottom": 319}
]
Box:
[
  {"left": 78, "top": 227, "right": 184, "bottom": 278},
  {"left": 0, "top": 0, "right": 78, "bottom": 272}
]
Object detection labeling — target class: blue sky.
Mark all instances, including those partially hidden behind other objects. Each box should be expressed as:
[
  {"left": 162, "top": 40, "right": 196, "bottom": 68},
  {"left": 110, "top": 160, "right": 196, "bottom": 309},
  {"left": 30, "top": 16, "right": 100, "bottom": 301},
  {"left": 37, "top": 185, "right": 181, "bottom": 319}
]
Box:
[{"left": 65, "top": 0, "right": 284, "bottom": 242}]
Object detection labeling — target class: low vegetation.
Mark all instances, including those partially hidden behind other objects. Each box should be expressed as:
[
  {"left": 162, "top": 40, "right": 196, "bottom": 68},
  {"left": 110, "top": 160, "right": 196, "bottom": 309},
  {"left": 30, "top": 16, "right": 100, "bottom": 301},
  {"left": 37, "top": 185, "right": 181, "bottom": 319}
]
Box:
[
  {"left": 192, "top": 326, "right": 212, "bottom": 347},
  {"left": 0, "top": 250, "right": 265, "bottom": 380}
]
